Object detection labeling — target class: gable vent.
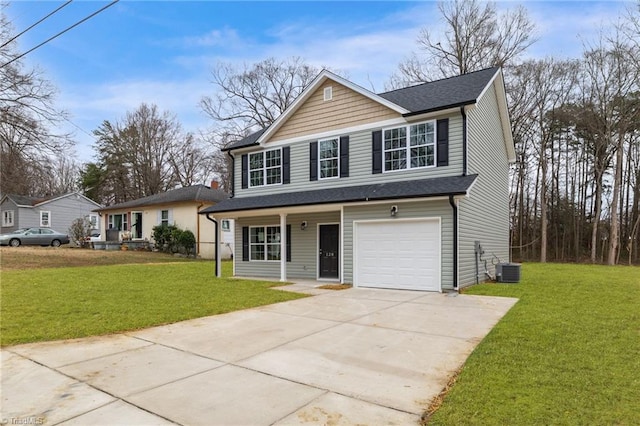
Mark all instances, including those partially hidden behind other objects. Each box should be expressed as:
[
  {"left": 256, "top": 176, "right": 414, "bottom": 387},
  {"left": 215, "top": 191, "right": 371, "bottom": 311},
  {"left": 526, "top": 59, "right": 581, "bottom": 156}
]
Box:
[{"left": 323, "top": 86, "right": 332, "bottom": 101}]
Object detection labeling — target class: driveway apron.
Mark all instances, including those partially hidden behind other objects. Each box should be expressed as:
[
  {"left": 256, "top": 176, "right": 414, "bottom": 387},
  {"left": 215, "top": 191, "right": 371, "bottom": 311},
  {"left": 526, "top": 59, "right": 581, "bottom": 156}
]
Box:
[{"left": 1, "top": 287, "right": 517, "bottom": 425}]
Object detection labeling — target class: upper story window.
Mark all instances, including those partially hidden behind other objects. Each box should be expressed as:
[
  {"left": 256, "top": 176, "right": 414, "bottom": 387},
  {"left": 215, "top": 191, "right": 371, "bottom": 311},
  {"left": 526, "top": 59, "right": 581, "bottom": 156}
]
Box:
[
  {"left": 249, "top": 148, "right": 281, "bottom": 187},
  {"left": 383, "top": 121, "right": 435, "bottom": 172},
  {"left": 40, "top": 211, "right": 51, "bottom": 227},
  {"left": 2, "top": 210, "right": 14, "bottom": 227},
  {"left": 319, "top": 138, "right": 339, "bottom": 179}
]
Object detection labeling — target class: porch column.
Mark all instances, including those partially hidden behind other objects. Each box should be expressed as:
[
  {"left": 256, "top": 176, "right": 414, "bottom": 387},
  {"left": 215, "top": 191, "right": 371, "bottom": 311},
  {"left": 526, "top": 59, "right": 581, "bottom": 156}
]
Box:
[{"left": 280, "top": 213, "right": 287, "bottom": 282}]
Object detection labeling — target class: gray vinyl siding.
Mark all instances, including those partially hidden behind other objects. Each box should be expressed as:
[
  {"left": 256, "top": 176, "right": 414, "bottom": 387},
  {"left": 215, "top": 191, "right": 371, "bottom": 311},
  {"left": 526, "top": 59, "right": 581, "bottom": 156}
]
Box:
[
  {"left": 1, "top": 194, "right": 101, "bottom": 239},
  {"left": 458, "top": 84, "right": 511, "bottom": 288},
  {"left": 233, "top": 114, "right": 464, "bottom": 198},
  {"left": 343, "top": 199, "right": 454, "bottom": 290},
  {"left": 234, "top": 212, "right": 340, "bottom": 279}
]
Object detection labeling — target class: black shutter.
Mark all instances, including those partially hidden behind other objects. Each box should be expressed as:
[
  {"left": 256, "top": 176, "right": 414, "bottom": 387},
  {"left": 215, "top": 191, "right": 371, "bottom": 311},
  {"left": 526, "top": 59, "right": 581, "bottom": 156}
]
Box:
[
  {"left": 286, "top": 224, "right": 291, "bottom": 262},
  {"left": 309, "top": 141, "right": 318, "bottom": 181},
  {"left": 241, "top": 154, "right": 248, "bottom": 189},
  {"left": 242, "top": 226, "right": 249, "bottom": 261},
  {"left": 372, "top": 130, "right": 383, "bottom": 174},
  {"left": 340, "top": 136, "right": 349, "bottom": 178},
  {"left": 437, "top": 119, "right": 449, "bottom": 167},
  {"left": 282, "top": 147, "right": 290, "bottom": 184}
]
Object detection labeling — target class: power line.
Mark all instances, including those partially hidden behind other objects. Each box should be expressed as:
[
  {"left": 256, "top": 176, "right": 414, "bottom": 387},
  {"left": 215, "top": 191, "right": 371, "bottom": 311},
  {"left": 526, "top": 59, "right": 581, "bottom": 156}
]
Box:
[
  {"left": 0, "top": 0, "right": 74, "bottom": 50},
  {"left": 0, "top": 0, "right": 119, "bottom": 70}
]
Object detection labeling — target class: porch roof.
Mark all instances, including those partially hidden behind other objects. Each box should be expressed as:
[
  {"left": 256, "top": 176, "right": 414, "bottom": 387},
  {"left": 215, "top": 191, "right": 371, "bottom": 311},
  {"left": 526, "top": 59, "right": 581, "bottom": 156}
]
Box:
[{"left": 200, "top": 174, "right": 477, "bottom": 214}]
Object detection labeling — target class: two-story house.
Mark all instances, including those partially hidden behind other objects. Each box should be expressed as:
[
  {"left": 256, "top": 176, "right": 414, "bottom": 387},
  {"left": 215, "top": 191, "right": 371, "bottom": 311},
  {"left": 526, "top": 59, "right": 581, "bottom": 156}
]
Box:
[{"left": 200, "top": 67, "right": 515, "bottom": 291}]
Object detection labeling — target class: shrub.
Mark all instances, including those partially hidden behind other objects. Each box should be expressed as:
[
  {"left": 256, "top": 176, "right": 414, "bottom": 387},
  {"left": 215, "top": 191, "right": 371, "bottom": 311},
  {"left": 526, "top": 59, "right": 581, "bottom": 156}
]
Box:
[
  {"left": 152, "top": 224, "right": 196, "bottom": 256},
  {"left": 69, "top": 218, "right": 92, "bottom": 248}
]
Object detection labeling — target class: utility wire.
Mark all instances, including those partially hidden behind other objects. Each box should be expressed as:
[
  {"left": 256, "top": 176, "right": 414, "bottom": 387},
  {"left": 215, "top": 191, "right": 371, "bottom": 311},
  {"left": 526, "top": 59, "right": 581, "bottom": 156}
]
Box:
[
  {"left": 0, "top": 0, "right": 119, "bottom": 70},
  {"left": 0, "top": 0, "right": 74, "bottom": 50}
]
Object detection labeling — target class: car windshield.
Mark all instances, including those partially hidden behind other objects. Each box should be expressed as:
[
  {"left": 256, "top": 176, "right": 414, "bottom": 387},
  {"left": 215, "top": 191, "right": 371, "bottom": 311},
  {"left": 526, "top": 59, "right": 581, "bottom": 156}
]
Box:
[{"left": 14, "top": 228, "right": 29, "bottom": 234}]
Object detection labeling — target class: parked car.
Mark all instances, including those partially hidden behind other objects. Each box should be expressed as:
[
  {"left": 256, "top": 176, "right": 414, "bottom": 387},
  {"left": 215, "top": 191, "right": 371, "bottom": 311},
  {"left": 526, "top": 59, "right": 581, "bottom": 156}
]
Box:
[
  {"left": 0, "top": 227, "right": 70, "bottom": 247},
  {"left": 83, "top": 229, "right": 101, "bottom": 243}
]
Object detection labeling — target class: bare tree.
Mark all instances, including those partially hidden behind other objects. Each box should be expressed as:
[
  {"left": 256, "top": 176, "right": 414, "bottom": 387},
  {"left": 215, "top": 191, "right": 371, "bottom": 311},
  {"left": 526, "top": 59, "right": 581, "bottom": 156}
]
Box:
[
  {"left": 200, "top": 57, "right": 321, "bottom": 134},
  {"left": 389, "top": 0, "right": 536, "bottom": 87},
  {"left": 0, "top": 3, "right": 72, "bottom": 195},
  {"left": 169, "top": 132, "right": 216, "bottom": 188}
]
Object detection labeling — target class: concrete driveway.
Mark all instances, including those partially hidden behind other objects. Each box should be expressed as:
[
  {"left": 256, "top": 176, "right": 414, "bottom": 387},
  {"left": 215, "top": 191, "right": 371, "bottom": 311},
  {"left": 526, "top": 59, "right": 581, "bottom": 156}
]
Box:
[{"left": 1, "top": 285, "right": 517, "bottom": 425}]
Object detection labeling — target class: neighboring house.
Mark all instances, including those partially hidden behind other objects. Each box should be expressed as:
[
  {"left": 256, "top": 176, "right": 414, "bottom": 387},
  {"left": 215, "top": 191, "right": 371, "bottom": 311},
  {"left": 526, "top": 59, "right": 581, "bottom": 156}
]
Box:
[
  {"left": 0, "top": 193, "right": 102, "bottom": 241},
  {"left": 200, "top": 67, "right": 515, "bottom": 291},
  {"left": 94, "top": 184, "right": 232, "bottom": 259}
]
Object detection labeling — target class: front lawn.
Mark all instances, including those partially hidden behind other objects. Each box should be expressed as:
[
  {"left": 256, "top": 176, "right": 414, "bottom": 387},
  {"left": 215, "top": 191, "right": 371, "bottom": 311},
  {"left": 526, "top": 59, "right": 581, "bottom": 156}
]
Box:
[
  {"left": 428, "top": 263, "right": 640, "bottom": 425},
  {"left": 0, "top": 261, "right": 306, "bottom": 346}
]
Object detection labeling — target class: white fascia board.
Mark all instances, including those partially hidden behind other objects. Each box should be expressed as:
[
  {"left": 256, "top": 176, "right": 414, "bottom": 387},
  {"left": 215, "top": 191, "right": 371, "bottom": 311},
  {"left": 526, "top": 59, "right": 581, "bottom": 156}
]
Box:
[{"left": 257, "top": 70, "right": 409, "bottom": 146}]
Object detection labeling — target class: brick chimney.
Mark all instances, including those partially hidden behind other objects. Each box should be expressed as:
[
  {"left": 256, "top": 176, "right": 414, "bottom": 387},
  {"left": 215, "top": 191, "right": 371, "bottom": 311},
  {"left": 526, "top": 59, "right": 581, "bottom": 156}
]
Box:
[{"left": 210, "top": 180, "right": 219, "bottom": 189}]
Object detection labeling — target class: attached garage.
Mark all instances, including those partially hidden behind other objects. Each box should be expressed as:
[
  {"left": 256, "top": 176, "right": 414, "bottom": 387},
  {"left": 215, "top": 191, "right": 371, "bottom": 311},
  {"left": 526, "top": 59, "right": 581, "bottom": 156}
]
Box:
[{"left": 354, "top": 218, "right": 441, "bottom": 291}]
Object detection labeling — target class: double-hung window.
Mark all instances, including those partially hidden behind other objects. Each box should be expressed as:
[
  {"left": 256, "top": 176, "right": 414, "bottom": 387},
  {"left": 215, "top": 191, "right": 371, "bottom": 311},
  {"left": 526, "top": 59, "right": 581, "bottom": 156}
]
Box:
[
  {"left": 383, "top": 121, "right": 435, "bottom": 172},
  {"left": 319, "top": 138, "right": 339, "bottom": 179},
  {"left": 40, "top": 211, "right": 51, "bottom": 227},
  {"left": 249, "top": 149, "right": 281, "bottom": 187},
  {"left": 250, "top": 225, "right": 281, "bottom": 261},
  {"left": 161, "top": 210, "right": 169, "bottom": 226},
  {"left": 2, "top": 210, "right": 14, "bottom": 227}
]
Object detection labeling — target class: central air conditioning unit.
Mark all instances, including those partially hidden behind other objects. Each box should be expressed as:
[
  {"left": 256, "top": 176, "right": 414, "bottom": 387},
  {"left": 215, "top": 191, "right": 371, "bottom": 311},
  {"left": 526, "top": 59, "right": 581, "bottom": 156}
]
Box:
[{"left": 495, "top": 263, "right": 521, "bottom": 283}]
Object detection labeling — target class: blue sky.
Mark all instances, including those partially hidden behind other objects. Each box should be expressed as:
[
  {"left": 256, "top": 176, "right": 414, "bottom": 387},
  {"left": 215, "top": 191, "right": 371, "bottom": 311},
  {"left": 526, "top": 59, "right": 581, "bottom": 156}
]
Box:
[{"left": 5, "top": 1, "right": 633, "bottom": 162}]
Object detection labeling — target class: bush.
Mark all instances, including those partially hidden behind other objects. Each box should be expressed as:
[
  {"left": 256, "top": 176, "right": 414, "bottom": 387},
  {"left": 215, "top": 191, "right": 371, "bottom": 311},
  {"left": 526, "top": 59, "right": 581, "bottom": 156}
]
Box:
[
  {"left": 152, "top": 224, "right": 196, "bottom": 256},
  {"left": 69, "top": 218, "right": 92, "bottom": 248}
]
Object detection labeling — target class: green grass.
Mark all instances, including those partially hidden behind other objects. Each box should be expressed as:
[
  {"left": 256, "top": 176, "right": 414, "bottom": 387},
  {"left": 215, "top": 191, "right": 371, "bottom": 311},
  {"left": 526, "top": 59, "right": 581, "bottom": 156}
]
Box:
[
  {"left": 428, "top": 263, "right": 640, "bottom": 425},
  {"left": 0, "top": 261, "right": 307, "bottom": 346}
]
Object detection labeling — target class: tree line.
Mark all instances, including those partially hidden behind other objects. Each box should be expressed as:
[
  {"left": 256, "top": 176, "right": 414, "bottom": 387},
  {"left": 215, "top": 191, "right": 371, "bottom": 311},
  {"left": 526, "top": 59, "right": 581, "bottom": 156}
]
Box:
[{"left": 2, "top": 0, "right": 638, "bottom": 264}]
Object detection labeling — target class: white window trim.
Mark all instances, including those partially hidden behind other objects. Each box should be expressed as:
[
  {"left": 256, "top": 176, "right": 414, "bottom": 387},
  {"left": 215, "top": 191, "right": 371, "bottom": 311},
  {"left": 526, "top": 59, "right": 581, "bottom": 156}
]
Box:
[
  {"left": 108, "top": 213, "right": 128, "bottom": 230},
  {"left": 323, "top": 86, "right": 332, "bottom": 101},
  {"left": 382, "top": 120, "right": 437, "bottom": 173},
  {"left": 40, "top": 211, "right": 51, "bottom": 227},
  {"left": 2, "top": 210, "right": 14, "bottom": 227},
  {"left": 160, "top": 210, "right": 170, "bottom": 226},
  {"left": 88, "top": 214, "right": 99, "bottom": 229},
  {"left": 249, "top": 148, "right": 282, "bottom": 188},
  {"left": 318, "top": 137, "right": 340, "bottom": 180},
  {"left": 249, "top": 225, "right": 281, "bottom": 262}
]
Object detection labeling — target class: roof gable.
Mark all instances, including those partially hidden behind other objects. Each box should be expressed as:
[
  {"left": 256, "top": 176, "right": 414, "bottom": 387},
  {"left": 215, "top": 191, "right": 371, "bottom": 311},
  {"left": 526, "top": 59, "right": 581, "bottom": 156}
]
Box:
[
  {"left": 258, "top": 70, "right": 408, "bottom": 145},
  {"left": 1, "top": 192, "right": 101, "bottom": 208},
  {"left": 267, "top": 78, "right": 403, "bottom": 142}
]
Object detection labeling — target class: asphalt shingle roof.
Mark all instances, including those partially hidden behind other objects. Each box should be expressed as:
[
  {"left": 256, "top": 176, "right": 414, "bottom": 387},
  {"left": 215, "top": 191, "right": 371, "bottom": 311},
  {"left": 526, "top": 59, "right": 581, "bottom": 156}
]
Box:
[
  {"left": 223, "top": 67, "right": 499, "bottom": 151},
  {"left": 378, "top": 67, "right": 499, "bottom": 115},
  {"left": 200, "top": 174, "right": 477, "bottom": 214},
  {"left": 96, "top": 185, "right": 228, "bottom": 212}
]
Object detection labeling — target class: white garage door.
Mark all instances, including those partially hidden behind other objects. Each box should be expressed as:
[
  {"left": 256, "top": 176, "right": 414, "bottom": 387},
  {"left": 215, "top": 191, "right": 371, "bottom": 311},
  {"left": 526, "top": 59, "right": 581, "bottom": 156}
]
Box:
[{"left": 354, "top": 219, "right": 441, "bottom": 291}]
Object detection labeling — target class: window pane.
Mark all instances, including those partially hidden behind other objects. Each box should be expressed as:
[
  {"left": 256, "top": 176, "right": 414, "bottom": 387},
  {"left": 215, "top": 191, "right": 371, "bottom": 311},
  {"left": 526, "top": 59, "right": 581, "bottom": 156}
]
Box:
[
  {"left": 249, "top": 153, "right": 263, "bottom": 169},
  {"left": 319, "top": 139, "right": 338, "bottom": 159},
  {"left": 251, "top": 245, "right": 265, "bottom": 260},
  {"left": 267, "top": 244, "right": 281, "bottom": 260},
  {"left": 250, "top": 227, "right": 264, "bottom": 243},
  {"left": 250, "top": 170, "right": 263, "bottom": 186},
  {"left": 265, "top": 150, "right": 281, "bottom": 167},
  {"left": 266, "top": 167, "right": 281, "bottom": 185},
  {"left": 266, "top": 226, "right": 281, "bottom": 243}
]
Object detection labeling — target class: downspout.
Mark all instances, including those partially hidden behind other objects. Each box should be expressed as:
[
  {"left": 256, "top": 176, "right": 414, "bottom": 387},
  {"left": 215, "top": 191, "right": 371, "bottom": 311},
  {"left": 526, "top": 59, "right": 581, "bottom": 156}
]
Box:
[
  {"left": 196, "top": 202, "right": 204, "bottom": 256},
  {"left": 449, "top": 195, "right": 459, "bottom": 291},
  {"left": 227, "top": 151, "right": 235, "bottom": 198},
  {"left": 205, "top": 213, "right": 220, "bottom": 277},
  {"left": 461, "top": 106, "right": 468, "bottom": 176}
]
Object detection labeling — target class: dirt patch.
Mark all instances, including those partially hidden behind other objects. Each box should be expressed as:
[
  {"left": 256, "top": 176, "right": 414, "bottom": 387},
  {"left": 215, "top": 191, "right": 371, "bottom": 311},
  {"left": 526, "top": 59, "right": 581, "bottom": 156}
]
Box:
[
  {"left": 317, "top": 284, "right": 352, "bottom": 290},
  {"left": 0, "top": 247, "right": 197, "bottom": 271},
  {"left": 421, "top": 366, "right": 463, "bottom": 424}
]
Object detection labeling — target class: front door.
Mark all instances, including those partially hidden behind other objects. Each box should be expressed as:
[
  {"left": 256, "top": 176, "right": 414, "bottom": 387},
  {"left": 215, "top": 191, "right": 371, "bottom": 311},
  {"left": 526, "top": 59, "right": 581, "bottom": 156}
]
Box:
[
  {"left": 132, "top": 212, "right": 143, "bottom": 239},
  {"left": 319, "top": 224, "right": 339, "bottom": 279}
]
